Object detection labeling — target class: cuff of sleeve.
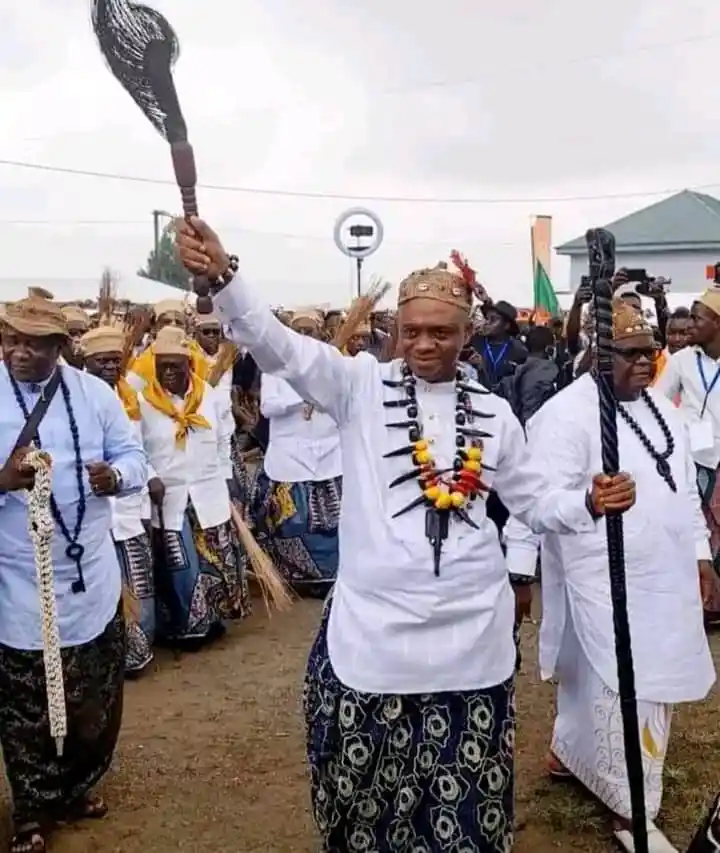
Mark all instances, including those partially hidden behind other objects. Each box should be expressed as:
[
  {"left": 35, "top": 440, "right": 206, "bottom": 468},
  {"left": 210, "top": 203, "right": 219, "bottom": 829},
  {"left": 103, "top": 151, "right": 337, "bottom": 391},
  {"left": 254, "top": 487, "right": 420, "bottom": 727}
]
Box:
[
  {"left": 560, "top": 489, "right": 599, "bottom": 533},
  {"left": 696, "top": 538, "right": 712, "bottom": 561},
  {"left": 505, "top": 545, "right": 538, "bottom": 577},
  {"left": 214, "top": 275, "right": 254, "bottom": 323}
]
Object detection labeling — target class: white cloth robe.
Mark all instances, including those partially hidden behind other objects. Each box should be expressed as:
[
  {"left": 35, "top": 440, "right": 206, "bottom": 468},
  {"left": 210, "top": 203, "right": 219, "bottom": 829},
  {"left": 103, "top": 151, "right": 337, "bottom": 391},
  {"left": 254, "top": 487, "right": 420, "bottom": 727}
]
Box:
[
  {"left": 138, "top": 383, "right": 233, "bottom": 532},
  {"left": 215, "top": 276, "right": 599, "bottom": 695},
  {"left": 505, "top": 373, "right": 715, "bottom": 704},
  {"left": 260, "top": 373, "right": 342, "bottom": 483}
]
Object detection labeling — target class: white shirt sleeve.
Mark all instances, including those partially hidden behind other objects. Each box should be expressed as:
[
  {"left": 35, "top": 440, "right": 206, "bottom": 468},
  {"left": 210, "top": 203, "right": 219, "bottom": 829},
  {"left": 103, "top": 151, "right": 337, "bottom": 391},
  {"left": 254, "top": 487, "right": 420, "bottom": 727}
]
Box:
[{"left": 214, "top": 277, "right": 356, "bottom": 427}]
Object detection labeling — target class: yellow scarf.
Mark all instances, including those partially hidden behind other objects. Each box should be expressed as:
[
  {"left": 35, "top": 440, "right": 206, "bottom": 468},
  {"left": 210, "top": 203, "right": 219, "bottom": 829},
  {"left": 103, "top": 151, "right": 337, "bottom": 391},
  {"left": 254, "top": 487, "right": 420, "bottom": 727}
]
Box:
[
  {"left": 143, "top": 373, "right": 212, "bottom": 448},
  {"left": 650, "top": 349, "right": 668, "bottom": 386},
  {"left": 116, "top": 377, "right": 141, "bottom": 422},
  {"left": 130, "top": 338, "right": 209, "bottom": 387}
]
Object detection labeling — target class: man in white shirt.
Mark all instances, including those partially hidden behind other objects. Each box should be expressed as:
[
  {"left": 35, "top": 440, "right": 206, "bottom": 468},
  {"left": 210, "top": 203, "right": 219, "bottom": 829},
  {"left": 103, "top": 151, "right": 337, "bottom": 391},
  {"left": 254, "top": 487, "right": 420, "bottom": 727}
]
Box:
[
  {"left": 655, "top": 286, "right": 720, "bottom": 620},
  {"left": 507, "top": 300, "right": 716, "bottom": 852},
  {"left": 174, "top": 217, "right": 635, "bottom": 853},
  {"left": 254, "top": 309, "right": 342, "bottom": 598}
]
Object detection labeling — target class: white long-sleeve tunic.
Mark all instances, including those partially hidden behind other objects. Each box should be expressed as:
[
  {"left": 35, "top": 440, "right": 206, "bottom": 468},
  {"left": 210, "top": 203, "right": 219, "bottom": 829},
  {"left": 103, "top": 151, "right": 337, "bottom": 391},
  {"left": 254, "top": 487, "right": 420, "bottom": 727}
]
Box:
[
  {"left": 139, "top": 383, "right": 232, "bottom": 531},
  {"left": 505, "top": 373, "right": 715, "bottom": 704},
  {"left": 261, "top": 373, "right": 341, "bottom": 483},
  {"left": 215, "top": 277, "right": 599, "bottom": 694}
]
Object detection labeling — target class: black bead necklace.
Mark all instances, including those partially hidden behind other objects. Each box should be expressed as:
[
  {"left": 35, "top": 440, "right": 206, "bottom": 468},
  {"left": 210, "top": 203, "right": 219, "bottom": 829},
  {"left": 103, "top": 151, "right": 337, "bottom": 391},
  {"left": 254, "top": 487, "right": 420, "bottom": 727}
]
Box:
[
  {"left": 382, "top": 362, "right": 495, "bottom": 575},
  {"left": 8, "top": 367, "right": 88, "bottom": 592},
  {"left": 617, "top": 389, "right": 676, "bottom": 492}
]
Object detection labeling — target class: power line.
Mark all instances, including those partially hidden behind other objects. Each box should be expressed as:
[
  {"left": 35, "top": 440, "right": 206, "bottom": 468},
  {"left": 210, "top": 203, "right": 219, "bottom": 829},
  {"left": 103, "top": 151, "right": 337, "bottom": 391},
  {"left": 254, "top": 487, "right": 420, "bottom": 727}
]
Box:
[
  {"left": 0, "top": 219, "right": 526, "bottom": 248},
  {"left": 1, "top": 157, "right": 719, "bottom": 204}
]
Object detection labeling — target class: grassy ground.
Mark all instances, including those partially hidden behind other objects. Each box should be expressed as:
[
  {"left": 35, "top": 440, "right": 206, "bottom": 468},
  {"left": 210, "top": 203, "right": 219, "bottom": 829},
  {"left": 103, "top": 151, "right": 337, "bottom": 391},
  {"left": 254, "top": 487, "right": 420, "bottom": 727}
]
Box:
[{"left": 0, "top": 596, "right": 717, "bottom": 852}]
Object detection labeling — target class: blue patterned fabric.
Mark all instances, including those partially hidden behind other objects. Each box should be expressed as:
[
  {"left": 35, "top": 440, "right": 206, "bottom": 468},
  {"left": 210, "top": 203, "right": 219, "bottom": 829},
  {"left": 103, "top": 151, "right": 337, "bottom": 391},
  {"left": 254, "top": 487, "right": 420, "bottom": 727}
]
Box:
[
  {"left": 114, "top": 532, "right": 155, "bottom": 673},
  {"left": 251, "top": 469, "right": 341, "bottom": 598},
  {"left": 304, "top": 601, "right": 516, "bottom": 852},
  {"left": 152, "top": 502, "right": 250, "bottom": 641}
]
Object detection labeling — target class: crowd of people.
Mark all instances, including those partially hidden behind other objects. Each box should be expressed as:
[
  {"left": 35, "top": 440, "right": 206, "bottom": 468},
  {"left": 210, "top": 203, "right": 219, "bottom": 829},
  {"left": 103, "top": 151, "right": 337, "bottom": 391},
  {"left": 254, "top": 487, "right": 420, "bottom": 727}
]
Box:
[{"left": 0, "top": 225, "right": 718, "bottom": 852}]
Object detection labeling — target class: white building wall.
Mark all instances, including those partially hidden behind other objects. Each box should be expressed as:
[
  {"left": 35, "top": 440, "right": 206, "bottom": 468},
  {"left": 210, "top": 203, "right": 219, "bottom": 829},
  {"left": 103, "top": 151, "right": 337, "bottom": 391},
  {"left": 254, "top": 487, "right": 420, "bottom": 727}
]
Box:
[{"left": 565, "top": 249, "right": 719, "bottom": 295}]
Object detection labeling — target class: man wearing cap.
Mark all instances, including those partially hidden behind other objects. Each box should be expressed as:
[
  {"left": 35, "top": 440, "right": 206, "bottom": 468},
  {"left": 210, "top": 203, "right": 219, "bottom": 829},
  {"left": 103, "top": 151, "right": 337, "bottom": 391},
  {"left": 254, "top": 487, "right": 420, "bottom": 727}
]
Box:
[
  {"left": 174, "top": 217, "right": 634, "bottom": 852},
  {"left": 655, "top": 286, "right": 720, "bottom": 621},
  {"left": 127, "top": 298, "right": 209, "bottom": 391},
  {"left": 81, "top": 324, "right": 156, "bottom": 676},
  {"left": 0, "top": 293, "right": 147, "bottom": 852},
  {"left": 252, "top": 309, "right": 342, "bottom": 598},
  {"left": 470, "top": 299, "right": 528, "bottom": 390},
  {"left": 60, "top": 304, "right": 91, "bottom": 369},
  {"left": 506, "top": 300, "right": 715, "bottom": 851},
  {"left": 138, "top": 325, "right": 250, "bottom": 645}
]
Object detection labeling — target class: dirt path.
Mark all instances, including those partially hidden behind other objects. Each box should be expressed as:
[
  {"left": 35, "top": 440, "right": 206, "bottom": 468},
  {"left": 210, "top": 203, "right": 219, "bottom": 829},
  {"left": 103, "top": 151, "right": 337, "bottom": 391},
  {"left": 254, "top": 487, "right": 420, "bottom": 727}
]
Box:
[{"left": 0, "top": 600, "right": 718, "bottom": 852}]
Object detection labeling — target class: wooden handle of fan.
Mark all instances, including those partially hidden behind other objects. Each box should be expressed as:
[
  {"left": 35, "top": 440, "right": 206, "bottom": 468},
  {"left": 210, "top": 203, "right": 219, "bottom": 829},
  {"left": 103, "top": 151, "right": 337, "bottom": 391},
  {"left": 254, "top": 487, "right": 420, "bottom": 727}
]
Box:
[
  {"left": 170, "top": 141, "right": 198, "bottom": 216},
  {"left": 170, "top": 142, "right": 211, "bottom": 312}
]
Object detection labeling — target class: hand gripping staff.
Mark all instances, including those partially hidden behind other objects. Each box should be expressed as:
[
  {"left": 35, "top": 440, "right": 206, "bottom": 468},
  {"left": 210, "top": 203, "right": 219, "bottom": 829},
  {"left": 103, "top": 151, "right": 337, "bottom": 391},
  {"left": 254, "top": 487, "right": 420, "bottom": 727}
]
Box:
[
  {"left": 586, "top": 228, "right": 649, "bottom": 853},
  {"left": 91, "top": 0, "right": 213, "bottom": 313}
]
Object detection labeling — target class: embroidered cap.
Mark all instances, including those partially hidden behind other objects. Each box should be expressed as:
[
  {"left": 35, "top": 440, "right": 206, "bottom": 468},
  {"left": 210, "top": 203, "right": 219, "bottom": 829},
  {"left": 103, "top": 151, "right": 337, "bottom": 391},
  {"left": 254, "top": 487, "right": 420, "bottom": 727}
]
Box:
[
  {"left": 80, "top": 325, "right": 125, "bottom": 356},
  {"left": 153, "top": 299, "right": 186, "bottom": 321},
  {"left": 290, "top": 308, "right": 324, "bottom": 331},
  {"left": 154, "top": 326, "right": 192, "bottom": 357},
  {"left": 2, "top": 293, "right": 69, "bottom": 337},
  {"left": 397, "top": 262, "right": 473, "bottom": 312},
  {"left": 194, "top": 311, "right": 221, "bottom": 329},
  {"left": 612, "top": 299, "right": 653, "bottom": 341},
  {"left": 698, "top": 286, "right": 720, "bottom": 319},
  {"left": 61, "top": 304, "right": 91, "bottom": 331},
  {"left": 28, "top": 286, "right": 55, "bottom": 300}
]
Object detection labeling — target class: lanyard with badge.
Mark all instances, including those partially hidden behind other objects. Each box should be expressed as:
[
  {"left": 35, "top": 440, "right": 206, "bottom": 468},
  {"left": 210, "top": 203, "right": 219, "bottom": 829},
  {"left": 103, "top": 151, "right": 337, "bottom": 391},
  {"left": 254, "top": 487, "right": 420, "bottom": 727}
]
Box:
[
  {"left": 483, "top": 341, "right": 509, "bottom": 373},
  {"left": 691, "top": 352, "right": 720, "bottom": 452}
]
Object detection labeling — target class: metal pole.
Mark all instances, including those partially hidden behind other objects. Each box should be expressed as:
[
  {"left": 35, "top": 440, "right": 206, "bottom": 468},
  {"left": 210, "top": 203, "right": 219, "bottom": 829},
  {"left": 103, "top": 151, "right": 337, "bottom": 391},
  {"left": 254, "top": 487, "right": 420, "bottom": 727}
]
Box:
[
  {"left": 356, "top": 257, "right": 363, "bottom": 298},
  {"left": 152, "top": 210, "right": 161, "bottom": 256}
]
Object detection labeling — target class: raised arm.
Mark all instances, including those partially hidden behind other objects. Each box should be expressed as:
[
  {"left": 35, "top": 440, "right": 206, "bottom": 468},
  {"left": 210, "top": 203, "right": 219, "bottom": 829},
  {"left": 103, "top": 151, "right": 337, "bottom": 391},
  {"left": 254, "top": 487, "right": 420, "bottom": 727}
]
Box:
[{"left": 175, "top": 217, "right": 354, "bottom": 427}]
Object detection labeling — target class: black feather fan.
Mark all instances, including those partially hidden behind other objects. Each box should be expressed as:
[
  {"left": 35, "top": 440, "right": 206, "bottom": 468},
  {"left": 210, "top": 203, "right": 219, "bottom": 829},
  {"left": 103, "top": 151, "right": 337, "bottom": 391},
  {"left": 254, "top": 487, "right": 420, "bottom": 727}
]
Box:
[{"left": 92, "top": 0, "right": 213, "bottom": 310}]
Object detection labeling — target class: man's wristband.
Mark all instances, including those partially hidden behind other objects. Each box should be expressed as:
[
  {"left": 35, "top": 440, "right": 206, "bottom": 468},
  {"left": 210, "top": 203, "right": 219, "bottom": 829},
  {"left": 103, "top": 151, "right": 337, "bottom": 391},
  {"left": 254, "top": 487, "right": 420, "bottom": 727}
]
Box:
[{"left": 509, "top": 573, "right": 535, "bottom": 587}]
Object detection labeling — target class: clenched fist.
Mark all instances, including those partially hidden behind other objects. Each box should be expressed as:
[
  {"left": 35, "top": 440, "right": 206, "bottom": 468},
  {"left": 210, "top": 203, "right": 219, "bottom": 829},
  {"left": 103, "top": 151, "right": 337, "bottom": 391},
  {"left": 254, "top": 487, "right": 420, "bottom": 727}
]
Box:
[{"left": 174, "top": 217, "right": 230, "bottom": 281}]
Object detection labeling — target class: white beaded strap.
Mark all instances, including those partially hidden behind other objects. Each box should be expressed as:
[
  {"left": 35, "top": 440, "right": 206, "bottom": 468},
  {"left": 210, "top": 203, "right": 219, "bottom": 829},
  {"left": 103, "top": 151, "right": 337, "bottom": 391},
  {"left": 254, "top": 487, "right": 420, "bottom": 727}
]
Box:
[{"left": 25, "top": 449, "right": 67, "bottom": 756}]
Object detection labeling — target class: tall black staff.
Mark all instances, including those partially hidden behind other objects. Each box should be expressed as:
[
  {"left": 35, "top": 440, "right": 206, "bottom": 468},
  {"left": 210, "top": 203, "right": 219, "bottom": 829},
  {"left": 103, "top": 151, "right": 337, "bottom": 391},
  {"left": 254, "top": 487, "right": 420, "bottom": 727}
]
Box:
[
  {"left": 585, "top": 228, "right": 649, "bottom": 853},
  {"left": 91, "top": 0, "right": 213, "bottom": 313}
]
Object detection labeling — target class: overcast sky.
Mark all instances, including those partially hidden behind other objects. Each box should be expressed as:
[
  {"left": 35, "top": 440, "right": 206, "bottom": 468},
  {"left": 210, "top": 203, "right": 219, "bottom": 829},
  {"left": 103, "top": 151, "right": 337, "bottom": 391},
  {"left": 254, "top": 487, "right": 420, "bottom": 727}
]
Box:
[{"left": 1, "top": 0, "right": 719, "bottom": 307}]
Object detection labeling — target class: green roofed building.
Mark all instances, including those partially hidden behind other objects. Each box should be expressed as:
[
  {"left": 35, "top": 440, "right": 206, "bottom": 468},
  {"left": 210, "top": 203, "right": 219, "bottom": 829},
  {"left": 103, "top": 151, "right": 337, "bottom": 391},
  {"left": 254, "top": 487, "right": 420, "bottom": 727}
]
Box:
[{"left": 555, "top": 189, "right": 720, "bottom": 293}]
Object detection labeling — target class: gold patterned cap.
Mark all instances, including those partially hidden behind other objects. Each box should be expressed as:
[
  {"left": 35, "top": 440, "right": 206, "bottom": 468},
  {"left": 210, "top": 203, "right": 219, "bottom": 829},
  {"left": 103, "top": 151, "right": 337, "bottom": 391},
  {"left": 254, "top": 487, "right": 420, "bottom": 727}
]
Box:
[
  {"left": 80, "top": 325, "right": 125, "bottom": 356},
  {"left": 2, "top": 294, "right": 68, "bottom": 337},
  {"left": 61, "top": 304, "right": 91, "bottom": 330},
  {"left": 28, "top": 286, "right": 55, "bottom": 300},
  {"left": 153, "top": 326, "right": 191, "bottom": 357},
  {"left": 698, "top": 286, "right": 720, "bottom": 319},
  {"left": 397, "top": 262, "right": 472, "bottom": 312},
  {"left": 153, "top": 299, "right": 186, "bottom": 320},
  {"left": 290, "top": 308, "right": 324, "bottom": 330},
  {"left": 612, "top": 299, "right": 653, "bottom": 341}
]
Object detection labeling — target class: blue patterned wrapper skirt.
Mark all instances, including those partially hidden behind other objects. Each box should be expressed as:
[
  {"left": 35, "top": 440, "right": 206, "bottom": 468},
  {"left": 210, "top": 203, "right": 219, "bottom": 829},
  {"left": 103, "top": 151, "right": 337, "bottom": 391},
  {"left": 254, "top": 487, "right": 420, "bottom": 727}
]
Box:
[
  {"left": 152, "top": 501, "right": 251, "bottom": 642},
  {"left": 251, "top": 469, "right": 341, "bottom": 598},
  {"left": 114, "top": 531, "right": 155, "bottom": 674},
  {"left": 303, "top": 601, "right": 516, "bottom": 853}
]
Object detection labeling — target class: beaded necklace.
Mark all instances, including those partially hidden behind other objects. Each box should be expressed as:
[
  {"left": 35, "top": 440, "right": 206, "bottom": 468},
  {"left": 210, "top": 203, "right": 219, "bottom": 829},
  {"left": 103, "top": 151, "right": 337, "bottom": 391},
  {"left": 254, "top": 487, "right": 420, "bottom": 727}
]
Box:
[
  {"left": 8, "top": 367, "right": 88, "bottom": 593},
  {"left": 617, "top": 389, "right": 676, "bottom": 492},
  {"left": 383, "top": 362, "right": 495, "bottom": 575}
]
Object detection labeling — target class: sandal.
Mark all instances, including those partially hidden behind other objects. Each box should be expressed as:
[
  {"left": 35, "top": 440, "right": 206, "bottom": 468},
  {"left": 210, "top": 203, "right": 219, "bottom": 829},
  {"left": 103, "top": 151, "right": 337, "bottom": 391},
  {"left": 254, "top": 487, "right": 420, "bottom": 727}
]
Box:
[
  {"left": 64, "top": 793, "right": 108, "bottom": 821},
  {"left": 11, "top": 822, "right": 47, "bottom": 853},
  {"left": 546, "top": 752, "right": 573, "bottom": 780},
  {"left": 613, "top": 819, "right": 678, "bottom": 852}
]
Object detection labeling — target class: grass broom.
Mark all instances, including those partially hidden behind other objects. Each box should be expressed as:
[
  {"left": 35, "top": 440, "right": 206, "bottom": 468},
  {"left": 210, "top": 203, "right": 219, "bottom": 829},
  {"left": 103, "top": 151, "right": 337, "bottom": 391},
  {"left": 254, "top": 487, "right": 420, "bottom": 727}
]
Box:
[{"left": 230, "top": 504, "right": 293, "bottom": 615}]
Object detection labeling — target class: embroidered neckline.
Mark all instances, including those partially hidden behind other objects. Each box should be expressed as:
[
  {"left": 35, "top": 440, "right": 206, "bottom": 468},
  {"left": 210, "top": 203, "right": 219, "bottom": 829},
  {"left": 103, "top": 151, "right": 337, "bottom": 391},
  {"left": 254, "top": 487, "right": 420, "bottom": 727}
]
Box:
[{"left": 382, "top": 362, "right": 496, "bottom": 575}]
